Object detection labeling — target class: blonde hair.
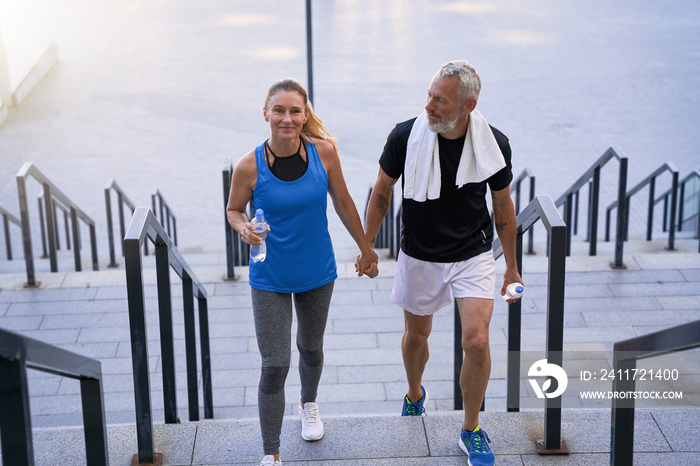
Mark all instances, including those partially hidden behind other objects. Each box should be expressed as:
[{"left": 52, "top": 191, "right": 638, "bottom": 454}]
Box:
[{"left": 264, "top": 78, "right": 338, "bottom": 152}]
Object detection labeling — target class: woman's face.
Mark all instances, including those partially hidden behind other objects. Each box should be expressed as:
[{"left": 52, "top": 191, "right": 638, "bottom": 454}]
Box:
[{"left": 264, "top": 90, "right": 308, "bottom": 141}]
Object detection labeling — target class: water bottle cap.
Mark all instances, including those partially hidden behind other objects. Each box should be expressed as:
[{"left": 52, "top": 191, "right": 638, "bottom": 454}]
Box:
[
  {"left": 255, "top": 208, "right": 264, "bottom": 220},
  {"left": 515, "top": 285, "right": 524, "bottom": 293}
]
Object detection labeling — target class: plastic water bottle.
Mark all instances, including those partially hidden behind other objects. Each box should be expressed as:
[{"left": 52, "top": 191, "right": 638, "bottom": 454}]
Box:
[
  {"left": 250, "top": 209, "right": 268, "bottom": 263},
  {"left": 502, "top": 283, "right": 524, "bottom": 300}
]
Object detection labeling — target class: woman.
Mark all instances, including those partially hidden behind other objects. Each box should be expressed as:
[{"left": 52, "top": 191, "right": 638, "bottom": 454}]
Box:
[{"left": 226, "top": 78, "right": 378, "bottom": 466}]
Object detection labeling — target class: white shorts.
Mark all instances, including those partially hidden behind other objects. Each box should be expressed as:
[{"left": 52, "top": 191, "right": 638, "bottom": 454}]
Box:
[{"left": 392, "top": 250, "right": 496, "bottom": 316}]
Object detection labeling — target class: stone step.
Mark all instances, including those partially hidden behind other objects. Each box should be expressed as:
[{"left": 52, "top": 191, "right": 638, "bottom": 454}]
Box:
[{"left": 8, "top": 408, "right": 699, "bottom": 465}]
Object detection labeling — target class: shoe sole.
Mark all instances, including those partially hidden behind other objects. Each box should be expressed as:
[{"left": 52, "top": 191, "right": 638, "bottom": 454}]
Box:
[
  {"left": 301, "top": 431, "right": 324, "bottom": 441},
  {"left": 459, "top": 437, "right": 493, "bottom": 466}
]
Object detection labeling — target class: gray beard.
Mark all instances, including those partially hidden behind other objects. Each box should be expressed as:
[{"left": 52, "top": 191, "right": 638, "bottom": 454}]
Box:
[{"left": 427, "top": 115, "right": 458, "bottom": 134}]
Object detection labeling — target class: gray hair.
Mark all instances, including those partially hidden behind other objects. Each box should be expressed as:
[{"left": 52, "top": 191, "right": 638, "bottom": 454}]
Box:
[{"left": 434, "top": 60, "right": 481, "bottom": 102}]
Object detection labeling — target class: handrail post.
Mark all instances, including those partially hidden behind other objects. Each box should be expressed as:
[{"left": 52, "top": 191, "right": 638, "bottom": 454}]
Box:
[
  {"left": 453, "top": 300, "right": 462, "bottom": 410},
  {"left": 199, "top": 295, "right": 214, "bottom": 419},
  {"left": 124, "top": 235, "right": 156, "bottom": 463},
  {"left": 527, "top": 176, "right": 535, "bottom": 254},
  {"left": 540, "top": 220, "right": 567, "bottom": 452},
  {"left": 589, "top": 167, "right": 600, "bottom": 255},
  {"left": 677, "top": 182, "right": 685, "bottom": 232},
  {"left": 80, "top": 375, "right": 109, "bottom": 465},
  {"left": 0, "top": 348, "right": 34, "bottom": 465},
  {"left": 564, "top": 193, "right": 573, "bottom": 256},
  {"left": 610, "top": 355, "right": 636, "bottom": 466},
  {"left": 105, "top": 187, "right": 117, "bottom": 267},
  {"left": 223, "top": 160, "right": 236, "bottom": 279},
  {"left": 646, "top": 177, "right": 655, "bottom": 241},
  {"left": 71, "top": 207, "right": 81, "bottom": 271},
  {"left": 16, "top": 175, "right": 36, "bottom": 286},
  {"left": 506, "top": 231, "right": 523, "bottom": 412},
  {"left": 2, "top": 214, "right": 11, "bottom": 260},
  {"left": 612, "top": 158, "right": 628, "bottom": 268},
  {"left": 44, "top": 184, "right": 59, "bottom": 273},
  {"left": 667, "top": 171, "right": 678, "bottom": 250},
  {"left": 183, "top": 274, "right": 200, "bottom": 421},
  {"left": 156, "top": 241, "right": 178, "bottom": 424}
]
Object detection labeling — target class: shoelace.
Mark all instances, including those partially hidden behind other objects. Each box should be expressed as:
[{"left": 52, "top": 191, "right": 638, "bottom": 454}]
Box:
[
  {"left": 302, "top": 405, "right": 319, "bottom": 424},
  {"left": 465, "top": 429, "right": 491, "bottom": 454},
  {"left": 404, "top": 397, "right": 426, "bottom": 415}
]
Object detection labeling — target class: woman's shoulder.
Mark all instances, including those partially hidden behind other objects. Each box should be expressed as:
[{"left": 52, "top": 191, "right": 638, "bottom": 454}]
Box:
[{"left": 234, "top": 148, "right": 257, "bottom": 176}]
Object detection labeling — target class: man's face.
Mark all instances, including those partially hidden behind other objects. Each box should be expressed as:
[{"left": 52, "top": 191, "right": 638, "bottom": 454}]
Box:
[{"left": 425, "top": 76, "right": 465, "bottom": 134}]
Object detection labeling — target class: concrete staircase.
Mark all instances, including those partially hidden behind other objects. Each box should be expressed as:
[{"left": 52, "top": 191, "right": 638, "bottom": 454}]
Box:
[{"left": 1, "top": 235, "right": 699, "bottom": 465}]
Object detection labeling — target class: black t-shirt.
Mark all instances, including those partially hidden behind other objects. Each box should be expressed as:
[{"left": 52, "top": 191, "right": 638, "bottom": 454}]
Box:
[{"left": 379, "top": 117, "right": 513, "bottom": 262}]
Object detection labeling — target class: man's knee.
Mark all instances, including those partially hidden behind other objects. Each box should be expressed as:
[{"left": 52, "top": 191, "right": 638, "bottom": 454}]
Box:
[{"left": 461, "top": 329, "right": 490, "bottom": 357}]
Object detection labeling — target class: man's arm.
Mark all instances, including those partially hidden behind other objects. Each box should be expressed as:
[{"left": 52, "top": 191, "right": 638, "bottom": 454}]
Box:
[
  {"left": 491, "top": 185, "right": 523, "bottom": 302},
  {"left": 364, "top": 167, "right": 399, "bottom": 247}
]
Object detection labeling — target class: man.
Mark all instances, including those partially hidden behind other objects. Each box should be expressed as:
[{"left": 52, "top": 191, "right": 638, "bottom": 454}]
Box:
[{"left": 361, "top": 60, "right": 522, "bottom": 465}]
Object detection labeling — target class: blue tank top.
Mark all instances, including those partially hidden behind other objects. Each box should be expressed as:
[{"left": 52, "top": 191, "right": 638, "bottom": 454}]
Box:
[{"left": 249, "top": 139, "right": 337, "bottom": 293}]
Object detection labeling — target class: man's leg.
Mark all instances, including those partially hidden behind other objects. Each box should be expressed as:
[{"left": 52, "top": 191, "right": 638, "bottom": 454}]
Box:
[
  {"left": 402, "top": 309, "right": 433, "bottom": 403},
  {"left": 456, "top": 297, "right": 493, "bottom": 431}
]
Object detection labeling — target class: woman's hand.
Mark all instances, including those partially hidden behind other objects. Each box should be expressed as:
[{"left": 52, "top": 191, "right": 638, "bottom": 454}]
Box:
[
  {"left": 355, "top": 248, "right": 379, "bottom": 278},
  {"left": 240, "top": 221, "right": 270, "bottom": 246}
]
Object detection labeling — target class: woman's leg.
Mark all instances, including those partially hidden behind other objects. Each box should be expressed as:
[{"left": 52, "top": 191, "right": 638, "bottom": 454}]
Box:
[
  {"left": 251, "top": 287, "right": 293, "bottom": 456},
  {"left": 293, "top": 281, "right": 334, "bottom": 403}
]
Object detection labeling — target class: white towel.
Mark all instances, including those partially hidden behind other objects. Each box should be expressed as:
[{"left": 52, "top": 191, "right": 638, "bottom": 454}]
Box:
[{"left": 403, "top": 109, "right": 506, "bottom": 202}]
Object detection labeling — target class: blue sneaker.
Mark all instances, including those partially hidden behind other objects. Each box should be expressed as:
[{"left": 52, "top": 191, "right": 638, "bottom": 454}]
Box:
[
  {"left": 459, "top": 426, "right": 494, "bottom": 466},
  {"left": 401, "top": 385, "right": 428, "bottom": 416}
]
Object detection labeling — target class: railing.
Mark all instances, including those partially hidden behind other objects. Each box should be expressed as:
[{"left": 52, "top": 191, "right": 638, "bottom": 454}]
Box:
[
  {"left": 16, "top": 162, "right": 99, "bottom": 287},
  {"left": 510, "top": 169, "right": 536, "bottom": 254},
  {"left": 37, "top": 192, "right": 71, "bottom": 258},
  {"left": 656, "top": 170, "right": 700, "bottom": 252},
  {"left": 151, "top": 188, "right": 177, "bottom": 246},
  {"left": 365, "top": 186, "right": 397, "bottom": 257},
  {"left": 484, "top": 195, "right": 567, "bottom": 453},
  {"left": 124, "top": 207, "right": 213, "bottom": 464},
  {"left": 610, "top": 320, "right": 700, "bottom": 465},
  {"left": 554, "top": 146, "right": 628, "bottom": 268},
  {"left": 0, "top": 205, "right": 21, "bottom": 260},
  {"left": 104, "top": 178, "right": 136, "bottom": 267},
  {"left": 222, "top": 158, "right": 249, "bottom": 277},
  {"left": 0, "top": 328, "right": 109, "bottom": 465},
  {"left": 604, "top": 162, "right": 679, "bottom": 250},
  {"left": 144, "top": 188, "right": 177, "bottom": 257}
]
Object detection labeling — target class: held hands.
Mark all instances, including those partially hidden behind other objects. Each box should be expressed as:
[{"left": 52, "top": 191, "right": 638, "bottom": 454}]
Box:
[
  {"left": 500, "top": 266, "right": 524, "bottom": 304},
  {"left": 355, "top": 248, "right": 379, "bottom": 279}
]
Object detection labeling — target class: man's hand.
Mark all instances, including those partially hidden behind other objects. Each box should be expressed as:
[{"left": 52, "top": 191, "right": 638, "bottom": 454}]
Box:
[{"left": 500, "top": 267, "right": 523, "bottom": 304}]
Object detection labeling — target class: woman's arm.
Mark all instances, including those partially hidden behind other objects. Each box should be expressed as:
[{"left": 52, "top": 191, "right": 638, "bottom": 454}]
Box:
[
  {"left": 226, "top": 150, "right": 267, "bottom": 246},
  {"left": 317, "top": 140, "right": 378, "bottom": 277}
]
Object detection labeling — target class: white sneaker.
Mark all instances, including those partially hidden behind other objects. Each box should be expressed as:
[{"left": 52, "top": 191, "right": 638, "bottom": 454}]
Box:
[
  {"left": 299, "top": 402, "right": 324, "bottom": 441},
  {"left": 260, "top": 455, "right": 281, "bottom": 465}
]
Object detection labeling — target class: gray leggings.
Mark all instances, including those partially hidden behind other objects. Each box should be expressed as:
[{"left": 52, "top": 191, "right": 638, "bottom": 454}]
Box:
[{"left": 251, "top": 281, "right": 334, "bottom": 455}]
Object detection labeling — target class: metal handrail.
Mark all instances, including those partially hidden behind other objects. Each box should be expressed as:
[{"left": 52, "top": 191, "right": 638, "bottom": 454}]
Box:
[
  {"left": 16, "top": 162, "right": 99, "bottom": 287},
  {"left": 222, "top": 158, "right": 251, "bottom": 271},
  {"left": 0, "top": 205, "right": 21, "bottom": 260},
  {"left": 610, "top": 320, "right": 700, "bottom": 465},
  {"left": 104, "top": 178, "right": 136, "bottom": 267},
  {"left": 489, "top": 194, "right": 568, "bottom": 453},
  {"left": 604, "top": 162, "right": 679, "bottom": 250},
  {"left": 655, "top": 170, "right": 700, "bottom": 252},
  {"left": 510, "top": 169, "right": 536, "bottom": 254},
  {"left": 365, "top": 186, "right": 396, "bottom": 257},
  {"left": 37, "top": 193, "right": 72, "bottom": 257},
  {"left": 0, "top": 328, "right": 108, "bottom": 465},
  {"left": 151, "top": 188, "right": 177, "bottom": 245},
  {"left": 554, "top": 146, "right": 628, "bottom": 267},
  {"left": 124, "top": 207, "right": 213, "bottom": 464}
]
